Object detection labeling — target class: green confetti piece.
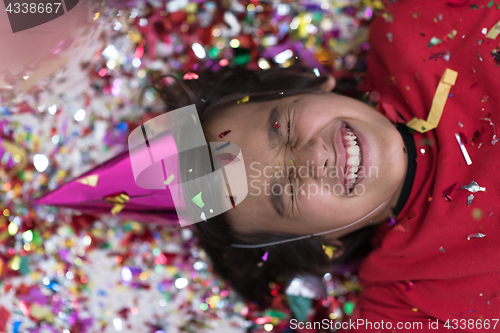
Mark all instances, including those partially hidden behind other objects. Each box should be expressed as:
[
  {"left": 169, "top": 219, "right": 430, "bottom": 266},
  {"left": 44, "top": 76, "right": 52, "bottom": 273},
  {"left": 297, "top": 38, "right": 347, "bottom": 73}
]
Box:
[
  {"left": 191, "top": 191, "right": 205, "bottom": 208},
  {"left": 19, "top": 256, "right": 30, "bottom": 276},
  {"left": 234, "top": 48, "right": 251, "bottom": 66},
  {"left": 287, "top": 295, "right": 312, "bottom": 322},
  {"left": 164, "top": 174, "right": 175, "bottom": 185},
  {"left": 471, "top": 4, "right": 478, "bottom": 9},
  {"left": 209, "top": 47, "right": 220, "bottom": 59},
  {"left": 264, "top": 309, "right": 287, "bottom": 319},
  {"left": 497, "top": 3, "right": 500, "bottom": 9},
  {"left": 487, "top": 0, "right": 494, "bottom": 7},
  {"left": 343, "top": 301, "right": 356, "bottom": 316},
  {"left": 32, "top": 230, "right": 42, "bottom": 246}
]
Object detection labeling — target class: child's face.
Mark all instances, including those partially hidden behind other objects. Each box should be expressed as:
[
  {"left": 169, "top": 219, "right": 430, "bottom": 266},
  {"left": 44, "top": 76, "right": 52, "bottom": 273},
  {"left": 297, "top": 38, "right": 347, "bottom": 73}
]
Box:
[{"left": 207, "top": 92, "right": 408, "bottom": 239}]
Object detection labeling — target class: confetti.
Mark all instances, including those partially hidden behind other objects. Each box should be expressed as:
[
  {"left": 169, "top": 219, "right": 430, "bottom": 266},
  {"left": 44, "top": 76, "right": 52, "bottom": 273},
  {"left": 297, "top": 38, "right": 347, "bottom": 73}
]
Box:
[
  {"left": 427, "top": 37, "right": 442, "bottom": 47},
  {"left": 217, "top": 153, "right": 240, "bottom": 165},
  {"left": 486, "top": 19, "right": 500, "bottom": 39},
  {"left": 105, "top": 193, "right": 130, "bottom": 215},
  {"left": 218, "top": 130, "right": 231, "bottom": 138},
  {"left": 467, "top": 233, "right": 486, "bottom": 240},
  {"left": 76, "top": 174, "right": 99, "bottom": 187},
  {"left": 274, "top": 121, "right": 280, "bottom": 128},
  {"left": 479, "top": 117, "right": 499, "bottom": 145},
  {"left": 429, "top": 51, "right": 445, "bottom": 60},
  {"left": 406, "top": 69, "right": 457, "bottom": 133},
  {"left": 164, "top": 174, "right": 175, "bottom": 185},
  {"left": 322, "top": 245, "right": 337, "bottom": 259},
  {"left": 290, "top": 159, "right": 295, "bottom": 167},
  {"left": 472, "top": 208, "right": 483, "bottom": 220},
  {"left": 191, "top": 192, "right": 205, "bottom": 208},
  {"left": 228, "top": 195, "right": 236, "bottom": 209},
  {"left": 455, "top": 133, "right": 472, "bottom": 165},
  {"left": 262, "top": 252, "right": 269, "bottom": 261},
  {"left": 442, "top": 182, "right": 458, "bottom": 202},
  {"left": 183, "top": 72, "right": 199, "bottom": 80},
  {"left": 439, "top": 247, "right": 446, "bottom": 253},
  {"left": 386, "top": 216, "right": 397, "bottom": 227},
  {"left": 214, "top": 141, "right": 230, "bottom": 152},
  {"left": 406, "top": 281, "right": 413, "bottom": 291},
  {"left": 467, "top": 194, "right": 474, "bottom": 206},
  {"left": 462, "top": 181, "right": 486, "bottom": 193},
  {"left": 236, "top": 95, "right": 250, "bottom": 104}
]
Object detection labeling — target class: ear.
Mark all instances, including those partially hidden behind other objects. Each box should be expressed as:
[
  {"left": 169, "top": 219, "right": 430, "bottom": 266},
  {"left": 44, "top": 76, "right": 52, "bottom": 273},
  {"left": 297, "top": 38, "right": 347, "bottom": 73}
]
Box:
[
  {"left": 321, "top": 238, "right": 345, "bottom": 260},
  {"left": 318, "top": 74, "right": 337, "bottom": 92}
]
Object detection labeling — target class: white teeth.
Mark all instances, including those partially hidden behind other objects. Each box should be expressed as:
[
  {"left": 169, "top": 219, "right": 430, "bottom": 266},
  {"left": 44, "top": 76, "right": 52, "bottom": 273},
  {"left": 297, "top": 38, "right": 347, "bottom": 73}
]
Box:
[
  {"left": 346, "top": 172, "right": 357, "bottom": 180},
  {"left": 350, "top": 179, "right": 356, "bottom": 184},
  {"left": 346, "top": 145, "right": 360, "bottom": 155},
  {"left": 347, "top": 156, "right": 360, "bottom": 166},
  {"left": 343, "top": 134, "right": 356, "bottom": 140},
  {"left": 348, "top": 166, "right": 358, "bottom": 173},
  {"left": 347, "top": 140, "right": 357, "bottom": 146}
]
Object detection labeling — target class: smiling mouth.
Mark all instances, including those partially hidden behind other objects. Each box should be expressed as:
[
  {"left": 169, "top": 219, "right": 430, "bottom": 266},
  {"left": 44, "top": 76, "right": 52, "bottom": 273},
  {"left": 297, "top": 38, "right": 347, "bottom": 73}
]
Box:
[{"left": 341, "top": 124, "right": 361, "bottom": 194}]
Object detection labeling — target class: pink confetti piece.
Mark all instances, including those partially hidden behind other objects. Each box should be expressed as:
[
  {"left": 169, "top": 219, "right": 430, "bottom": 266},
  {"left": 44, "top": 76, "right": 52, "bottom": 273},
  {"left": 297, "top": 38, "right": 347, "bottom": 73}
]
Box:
[
  {"left": 217, "top": 153, "right": 240, "bottom": 165},
  {"left": 442, "top": 182, "right": 457, "bottom": 202},
  {"left": 262, "top": 252, "right": 268, "bottom": 261}
]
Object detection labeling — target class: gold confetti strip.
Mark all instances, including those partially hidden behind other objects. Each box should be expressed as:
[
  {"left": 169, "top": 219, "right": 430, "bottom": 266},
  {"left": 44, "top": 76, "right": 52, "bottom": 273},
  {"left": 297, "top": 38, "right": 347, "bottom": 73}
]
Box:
[
  {"left": 236, "top": 95, "right": 249, "bottom": 104},
  {"left": 486, "top": 19, "right": 500, "bottom": 39},
  {"left": 105, "top": 193, "right": 130, "bottom": 215},
  {"left": 76, "top": 174, "right": 99, "bottom": 187},
  {"left": 111, "top": 204, "right": 125, "bottom": 216},
  {"left": 406, "top": 68, "right": 457, "bottom": 133},
  {"left": 290, "top": 159, "right": 295, "bottom": 167}
]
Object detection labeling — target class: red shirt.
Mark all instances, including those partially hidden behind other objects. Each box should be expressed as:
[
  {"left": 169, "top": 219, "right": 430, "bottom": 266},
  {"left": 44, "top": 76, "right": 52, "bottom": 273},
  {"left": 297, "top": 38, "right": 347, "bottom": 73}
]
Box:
[{"left": 346, "top": 0, "right": 500, "bottom": 332}]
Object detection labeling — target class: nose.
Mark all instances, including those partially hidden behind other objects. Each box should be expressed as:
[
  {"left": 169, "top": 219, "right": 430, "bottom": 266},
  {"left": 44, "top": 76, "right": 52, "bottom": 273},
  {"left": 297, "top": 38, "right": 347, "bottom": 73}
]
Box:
[{"left": 292, "top": 136, "right": 332, "bottom": 179}]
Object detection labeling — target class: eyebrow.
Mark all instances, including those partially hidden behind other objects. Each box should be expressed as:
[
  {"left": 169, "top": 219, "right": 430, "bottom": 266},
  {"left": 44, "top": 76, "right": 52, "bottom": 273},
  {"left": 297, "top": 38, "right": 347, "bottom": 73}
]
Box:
[{"left": 267, "top": 106, "right": 287, "bottom": 217}]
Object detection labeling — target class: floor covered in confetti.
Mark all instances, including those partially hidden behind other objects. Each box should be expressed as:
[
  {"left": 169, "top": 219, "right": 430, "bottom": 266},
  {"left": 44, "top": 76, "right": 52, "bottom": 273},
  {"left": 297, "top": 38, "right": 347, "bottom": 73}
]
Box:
[{"left": 1, "top": 0, "right": 385, "bottom": 332}]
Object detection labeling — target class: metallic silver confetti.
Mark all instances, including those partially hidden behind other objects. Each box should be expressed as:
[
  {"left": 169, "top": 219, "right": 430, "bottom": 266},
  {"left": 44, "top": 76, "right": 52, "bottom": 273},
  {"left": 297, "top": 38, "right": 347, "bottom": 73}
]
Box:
[
  {"left": 455, "top": 133, "right": 472, "bottom": 165},
  {"left": 467, "top": 194, "right": 474, "bottom": 206},
  {"left": 479, "top": 117, "right": 499, "bottom": 145},
  {"left": 462, "top": 180, "right": 486, "bottom": 193},
  {"left": 457, "top": 121, "right": 463, "bottom": 127},
  {"left": 439, "top": 247, "right": 446, "bottom": 253},
  {"left": 467, "top": 233, "right": 486, "bottom": 240}
]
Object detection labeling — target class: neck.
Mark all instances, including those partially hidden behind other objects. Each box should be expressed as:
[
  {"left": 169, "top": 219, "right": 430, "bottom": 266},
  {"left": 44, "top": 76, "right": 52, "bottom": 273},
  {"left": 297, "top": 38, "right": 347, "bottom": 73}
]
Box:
[{"left": 375, "top": 123, "right": 409, "bottom": 223}]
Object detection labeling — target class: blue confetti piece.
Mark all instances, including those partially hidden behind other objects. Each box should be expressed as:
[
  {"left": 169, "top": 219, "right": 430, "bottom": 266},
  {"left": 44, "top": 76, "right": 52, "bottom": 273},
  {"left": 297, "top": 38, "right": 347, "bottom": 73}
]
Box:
[
  {"left": 118, "top": 122, "right": 128, "bottom": 131},
  {"left": 0, "top": 107, "right": 12, "bottom": 115},
  {"left": 214, "top": 141, "right": 230, "bottom": 152},
  {"left": 13, "top": 321, "right": 22, "bottom": 333}
]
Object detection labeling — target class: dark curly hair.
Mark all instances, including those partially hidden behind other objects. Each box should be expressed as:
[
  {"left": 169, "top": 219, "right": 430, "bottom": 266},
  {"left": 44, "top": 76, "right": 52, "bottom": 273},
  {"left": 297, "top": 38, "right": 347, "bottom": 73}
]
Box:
[{"left": 140, "top": 65, "right": 376, "bottom": 307}]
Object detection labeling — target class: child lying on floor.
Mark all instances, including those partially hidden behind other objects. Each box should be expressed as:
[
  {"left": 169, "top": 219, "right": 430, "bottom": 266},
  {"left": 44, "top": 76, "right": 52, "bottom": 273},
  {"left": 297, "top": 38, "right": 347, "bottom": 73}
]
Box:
[{"left": 161, "top": 0, "right": 499, "bottom": 330}]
